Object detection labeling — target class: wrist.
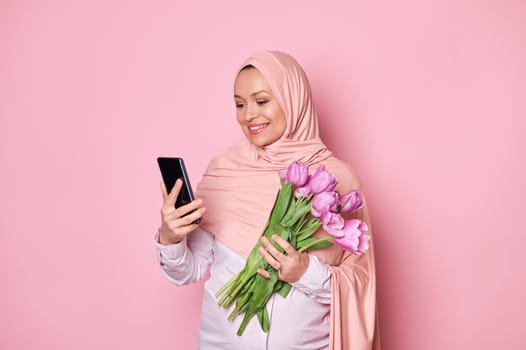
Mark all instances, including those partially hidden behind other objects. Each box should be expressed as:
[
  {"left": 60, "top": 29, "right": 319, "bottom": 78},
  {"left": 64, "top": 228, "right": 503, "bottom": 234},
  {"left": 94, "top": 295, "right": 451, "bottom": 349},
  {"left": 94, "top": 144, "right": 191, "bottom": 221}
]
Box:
[
  {"left": 298, "top": 253, "right": 310, "bottom": 280},
  {"left": 159, "top": 229, "right": 183, "bottom": 245}
]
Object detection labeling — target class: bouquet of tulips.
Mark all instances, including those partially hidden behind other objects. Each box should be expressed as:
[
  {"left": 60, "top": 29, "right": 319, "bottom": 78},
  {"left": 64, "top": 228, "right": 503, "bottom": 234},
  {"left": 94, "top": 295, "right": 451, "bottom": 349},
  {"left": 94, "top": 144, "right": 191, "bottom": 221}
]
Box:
[{"left": 215, "top": 160, "right": 370, "bottom": 336}]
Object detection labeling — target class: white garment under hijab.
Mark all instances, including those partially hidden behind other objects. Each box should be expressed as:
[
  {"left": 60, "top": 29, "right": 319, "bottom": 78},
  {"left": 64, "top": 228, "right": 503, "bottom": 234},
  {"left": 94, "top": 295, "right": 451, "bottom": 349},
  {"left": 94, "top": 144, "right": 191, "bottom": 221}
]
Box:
[{"left": 154, "top": 227, "right": 332, "bottom": 350}]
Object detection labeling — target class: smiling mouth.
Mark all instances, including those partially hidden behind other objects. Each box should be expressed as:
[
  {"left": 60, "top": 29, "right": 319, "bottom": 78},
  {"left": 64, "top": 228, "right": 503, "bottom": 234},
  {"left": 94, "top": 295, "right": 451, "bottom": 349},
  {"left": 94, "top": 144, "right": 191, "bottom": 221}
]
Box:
[{"left": 248, "top": 123, "right": 269, "bottom": 134}]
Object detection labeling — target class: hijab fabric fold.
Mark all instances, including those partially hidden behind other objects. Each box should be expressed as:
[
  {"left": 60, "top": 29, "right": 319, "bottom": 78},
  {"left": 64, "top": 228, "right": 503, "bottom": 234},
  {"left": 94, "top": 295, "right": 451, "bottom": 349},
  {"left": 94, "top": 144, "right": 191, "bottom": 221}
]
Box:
[{"left": 197, "top": 50, "right": 380, "bottom": 350}]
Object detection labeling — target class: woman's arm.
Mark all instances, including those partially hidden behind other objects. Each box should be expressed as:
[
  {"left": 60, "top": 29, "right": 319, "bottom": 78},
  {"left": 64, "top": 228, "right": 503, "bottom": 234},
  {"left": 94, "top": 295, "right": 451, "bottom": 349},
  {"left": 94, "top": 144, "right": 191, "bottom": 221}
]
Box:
[
  {"left": 154, "top": 227, "right": 214, "bottom": 285},
  {"left": 155, "top": 178, "right": 212, "bottom": 285}
]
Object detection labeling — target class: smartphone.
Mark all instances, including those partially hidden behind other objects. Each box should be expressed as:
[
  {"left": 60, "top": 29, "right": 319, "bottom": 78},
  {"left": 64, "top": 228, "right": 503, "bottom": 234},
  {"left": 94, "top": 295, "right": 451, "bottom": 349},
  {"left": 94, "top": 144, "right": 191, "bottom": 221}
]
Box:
[{"left": 157, "top": 157, "right": 201, "bottom": 224}]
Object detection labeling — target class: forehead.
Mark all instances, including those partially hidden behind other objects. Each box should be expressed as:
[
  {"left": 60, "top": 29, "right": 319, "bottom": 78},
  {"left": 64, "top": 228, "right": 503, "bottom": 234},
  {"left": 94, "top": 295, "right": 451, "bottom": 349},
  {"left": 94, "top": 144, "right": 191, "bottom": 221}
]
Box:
[{"left": 234, "top": 68, "right": 272, "bottom": 94}]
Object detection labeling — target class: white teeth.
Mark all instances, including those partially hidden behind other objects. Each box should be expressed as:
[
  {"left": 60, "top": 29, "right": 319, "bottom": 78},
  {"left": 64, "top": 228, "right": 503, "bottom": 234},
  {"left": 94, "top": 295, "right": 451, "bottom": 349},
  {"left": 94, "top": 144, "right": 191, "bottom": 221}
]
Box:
[{"left": 249, "top": 124, "right": 268, "bottom": 131}]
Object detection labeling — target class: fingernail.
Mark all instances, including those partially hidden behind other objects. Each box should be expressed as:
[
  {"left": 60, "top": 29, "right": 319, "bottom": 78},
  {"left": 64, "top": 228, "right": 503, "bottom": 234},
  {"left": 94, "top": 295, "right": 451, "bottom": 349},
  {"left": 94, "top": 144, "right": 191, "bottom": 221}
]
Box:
[{"left": 261, "top": 237, "right": 267, "bottom": 242}]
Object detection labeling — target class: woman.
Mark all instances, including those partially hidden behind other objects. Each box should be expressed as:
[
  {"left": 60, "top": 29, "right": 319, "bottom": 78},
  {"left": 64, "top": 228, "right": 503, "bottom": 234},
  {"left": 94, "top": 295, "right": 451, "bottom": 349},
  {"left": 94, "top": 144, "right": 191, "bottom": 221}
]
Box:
[{"left": 155, "top": 51, "right": 380, "bottom": 349}]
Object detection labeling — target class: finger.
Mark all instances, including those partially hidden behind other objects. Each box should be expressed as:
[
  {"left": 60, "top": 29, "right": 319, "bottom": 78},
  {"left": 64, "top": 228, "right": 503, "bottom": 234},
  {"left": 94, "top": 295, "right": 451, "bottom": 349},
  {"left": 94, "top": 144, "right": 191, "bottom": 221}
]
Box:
[
  {"left": 257, "top": 268, "right": 270, "bottom": 279},
  {"left": 258, "top": 246, "right": 281, "bottom": 271},
  {"left": 165, "top": 179, "right": 183, "bottom": 207},
  {"left": 271, "top": 234, "right": 296, "bottom": 256},
  {"left": 167, "top": 223, "right": 198, "bottom": 239},
  {"left": 174, "top": 198, "right": 204, "bottom": 218},
  {"left": 177, "top": 207, "right": 206, "bottom": 226},
  {"left": 162, "top": 199, "right": 205, "bottom": 224},
  {"left": 160, "top": 181, "right": 168, "bottom": 201},
  {"left": 261, "top": 236, "right": 287, "bottom": 261}
]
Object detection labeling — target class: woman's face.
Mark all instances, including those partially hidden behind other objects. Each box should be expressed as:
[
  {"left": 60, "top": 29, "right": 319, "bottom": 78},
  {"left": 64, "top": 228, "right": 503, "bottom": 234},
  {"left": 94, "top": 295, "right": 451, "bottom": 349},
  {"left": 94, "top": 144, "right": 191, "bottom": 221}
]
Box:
[{"left": 234, "top": 68, "right": 287, "bottom": 147}]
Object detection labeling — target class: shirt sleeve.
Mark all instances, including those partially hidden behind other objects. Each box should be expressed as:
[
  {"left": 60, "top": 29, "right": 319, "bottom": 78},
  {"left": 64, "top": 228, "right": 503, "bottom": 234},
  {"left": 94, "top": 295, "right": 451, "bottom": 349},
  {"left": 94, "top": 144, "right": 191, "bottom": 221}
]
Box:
[
  {"left": 153, "top": 227, "right": 214, "bottom": 286},
  {"left": 290, "top": 253, "right": 332, "bottom": 304}
]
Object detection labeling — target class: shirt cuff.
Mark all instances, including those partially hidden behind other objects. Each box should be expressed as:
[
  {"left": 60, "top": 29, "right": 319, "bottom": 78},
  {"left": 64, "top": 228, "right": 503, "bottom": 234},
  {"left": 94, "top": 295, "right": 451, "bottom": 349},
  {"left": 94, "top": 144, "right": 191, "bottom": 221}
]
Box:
[
  {"left": 290, "top": 254, "right": 331, "bottom": 294},
  {"left": 153, "top": 230, "right": 187, "bottom": 264}
]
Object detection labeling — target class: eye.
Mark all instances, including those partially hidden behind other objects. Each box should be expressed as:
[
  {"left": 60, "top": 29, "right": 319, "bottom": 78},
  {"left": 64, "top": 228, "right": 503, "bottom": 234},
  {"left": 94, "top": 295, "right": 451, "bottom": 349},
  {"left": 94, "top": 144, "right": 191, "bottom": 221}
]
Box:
[
  {"left": 235, "top": 102, "right": 245, "bottom": 109},
  {"left": 256, "top": 100, "right": 268, "bottom": 105}
]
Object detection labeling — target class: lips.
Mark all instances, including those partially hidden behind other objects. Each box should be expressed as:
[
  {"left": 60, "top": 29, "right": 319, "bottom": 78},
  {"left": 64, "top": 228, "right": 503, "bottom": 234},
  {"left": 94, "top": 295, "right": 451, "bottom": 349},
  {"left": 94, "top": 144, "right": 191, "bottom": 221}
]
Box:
[{"left": 248, "top": 123, "right": 269, "bottom": 135}]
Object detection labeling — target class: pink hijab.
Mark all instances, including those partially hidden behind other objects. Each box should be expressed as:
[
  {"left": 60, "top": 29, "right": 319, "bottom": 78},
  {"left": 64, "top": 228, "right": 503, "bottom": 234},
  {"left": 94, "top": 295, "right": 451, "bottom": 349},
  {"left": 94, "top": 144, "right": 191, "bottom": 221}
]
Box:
[{"left": 197, "top": 51, "right": 380, "bottom": 350}]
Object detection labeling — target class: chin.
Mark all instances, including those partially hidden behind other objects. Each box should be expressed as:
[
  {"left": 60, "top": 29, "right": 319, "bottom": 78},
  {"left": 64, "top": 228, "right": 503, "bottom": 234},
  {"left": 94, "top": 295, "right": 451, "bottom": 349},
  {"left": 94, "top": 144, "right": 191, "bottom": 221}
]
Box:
[
  {"left": 245, "top": 137, "right": 266, "bottom": 147},
  {"left": 243, "top": 130, "right": 280, "bottom": 147},
  {"left": 249, "top": 140, "right": 266, "bottom": 147}
]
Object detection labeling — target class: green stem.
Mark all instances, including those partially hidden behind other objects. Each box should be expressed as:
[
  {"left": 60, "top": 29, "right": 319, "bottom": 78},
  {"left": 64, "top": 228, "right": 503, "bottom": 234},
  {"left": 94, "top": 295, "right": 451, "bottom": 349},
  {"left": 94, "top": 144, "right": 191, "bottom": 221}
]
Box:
[
  {"left": 297, "top": 236, "right": 334, "bottom": 253},
  {"left": 215, "top": 273, "right": 238, "bottom": 299}
]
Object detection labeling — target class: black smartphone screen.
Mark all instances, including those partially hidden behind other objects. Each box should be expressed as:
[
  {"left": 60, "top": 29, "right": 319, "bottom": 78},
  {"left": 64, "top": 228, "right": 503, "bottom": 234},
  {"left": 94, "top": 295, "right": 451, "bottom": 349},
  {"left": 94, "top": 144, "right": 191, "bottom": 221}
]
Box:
[{"left": 157, "top": 157, "right": 201, "bottom": 224}]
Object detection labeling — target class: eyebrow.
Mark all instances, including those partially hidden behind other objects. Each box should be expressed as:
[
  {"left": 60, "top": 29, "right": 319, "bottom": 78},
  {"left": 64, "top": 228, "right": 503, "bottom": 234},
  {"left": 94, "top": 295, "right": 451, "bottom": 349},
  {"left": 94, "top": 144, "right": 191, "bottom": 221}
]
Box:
[{"left": 234, "top": 90, "right": 270, "bottom": 98}]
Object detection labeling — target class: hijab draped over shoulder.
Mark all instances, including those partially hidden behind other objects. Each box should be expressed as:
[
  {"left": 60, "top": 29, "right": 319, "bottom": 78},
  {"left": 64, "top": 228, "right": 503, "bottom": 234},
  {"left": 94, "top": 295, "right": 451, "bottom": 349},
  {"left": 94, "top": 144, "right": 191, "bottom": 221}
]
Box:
[{"left": 197, "top": 50, "right": 380, "bottom": 350}]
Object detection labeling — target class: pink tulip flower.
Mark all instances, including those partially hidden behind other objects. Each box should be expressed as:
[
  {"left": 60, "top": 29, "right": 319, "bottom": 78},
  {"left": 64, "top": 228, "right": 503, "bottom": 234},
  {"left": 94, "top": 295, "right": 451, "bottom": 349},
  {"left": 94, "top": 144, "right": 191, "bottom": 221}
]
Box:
[
  {"left": 311, "top": 191, "right": 339, "bottom": 218},
  {"left": 321, "top": 211, "right": 344, "bottom": 232},
  {"left": 294, "top": 185, "right": 312, "bottom": 198},
  {"left": 279, "top": 160, "right": 309, "bottom": 188},
  {"left": 338, "top": 190, "right": 364, "bottom": 214},
  {"left": 332, "top": 219, "right": 370, "bottom": 254},
  {"left": 308, "top": 166, "right": 337, "bottom": 194}
]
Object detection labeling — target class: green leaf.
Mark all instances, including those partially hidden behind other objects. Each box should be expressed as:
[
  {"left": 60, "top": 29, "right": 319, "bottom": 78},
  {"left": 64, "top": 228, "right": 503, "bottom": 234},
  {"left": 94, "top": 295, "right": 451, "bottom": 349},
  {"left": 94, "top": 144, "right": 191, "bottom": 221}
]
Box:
[
  {"left": 230, "top": 285, "right": 253, "bottom": 320},
  {"left": 257, "top": 307, "right": 270, "bottom": 333},
  {"left": 273, "top": 280, "right": 284, "bottom": 293},
  {"left": 296, "top": 219, "right": 322, "bottom": 241},
  {"left": 297, "top": 236, "right": 334, "bottom": 252},
  {"left": 291, "top": 199, "right": 314, "bottom": 233},
  {"left": 269, "top": 224, "right": 291, "bottom": 253},
  {"left": 217, "top": 269, "right": 257, "bottom": 308},
  {"left": 290, "top": 232, "right": 297, "bottom": 249},
  {"left": 237, "top": 310, "right": 256, "bottom": 336},
  {"left": 236, "top": 270, "right": 279, "bottom": 336},
  {"left": 282, "top": 198, "right": 312, "bottom": 227},
  {"left": 275, "top": 282, "right": 292, "bottom": 298},
  {"left": 269, "top": 182, "right": 293, "bottom": 225}
]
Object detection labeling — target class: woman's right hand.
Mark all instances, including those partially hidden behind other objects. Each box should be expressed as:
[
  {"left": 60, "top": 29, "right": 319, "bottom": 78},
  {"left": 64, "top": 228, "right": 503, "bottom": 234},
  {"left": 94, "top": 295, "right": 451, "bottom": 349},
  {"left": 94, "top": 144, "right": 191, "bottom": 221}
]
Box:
[{"left": 159, "top": 179, "right": 206, "bottom": 245}]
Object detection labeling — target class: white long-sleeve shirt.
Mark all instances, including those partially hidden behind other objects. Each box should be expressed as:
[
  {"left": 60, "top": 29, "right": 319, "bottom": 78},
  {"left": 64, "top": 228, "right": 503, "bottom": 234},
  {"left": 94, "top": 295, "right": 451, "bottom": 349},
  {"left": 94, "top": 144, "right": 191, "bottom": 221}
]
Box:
[{"left": 154, "top": 228, "right": 332, "bottom": 350}]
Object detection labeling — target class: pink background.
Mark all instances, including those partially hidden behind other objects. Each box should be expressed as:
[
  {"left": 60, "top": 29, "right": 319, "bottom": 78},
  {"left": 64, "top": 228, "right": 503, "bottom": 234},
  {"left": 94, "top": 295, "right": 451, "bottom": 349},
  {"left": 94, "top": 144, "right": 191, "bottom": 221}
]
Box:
[{"left": 1, "top": 0, "right": 525, "bottom": 349}]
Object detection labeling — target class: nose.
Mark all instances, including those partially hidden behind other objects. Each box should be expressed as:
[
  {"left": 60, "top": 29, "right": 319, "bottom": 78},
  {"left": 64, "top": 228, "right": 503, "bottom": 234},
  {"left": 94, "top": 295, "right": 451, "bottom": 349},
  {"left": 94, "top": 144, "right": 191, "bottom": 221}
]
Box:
[{"left": 244, "top": 102, "right": 257, "bottom": 121}]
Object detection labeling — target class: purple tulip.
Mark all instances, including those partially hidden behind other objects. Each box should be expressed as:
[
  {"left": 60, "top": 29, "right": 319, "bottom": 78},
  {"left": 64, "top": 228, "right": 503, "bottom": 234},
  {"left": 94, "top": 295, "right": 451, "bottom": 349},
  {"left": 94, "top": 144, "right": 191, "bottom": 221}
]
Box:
[
  {"left": 321, "top": 211, "right": 344, "bottom": 232},
  {"left": 308, "top": 166, "right": 337, "bottom": 194},
  {"left": 338, "top": 190, "right": 364, "bottom": 214},
  {"left": 311, "top": 191, "right": 339, "bottom": 218},
  {"left": 280, "top": 160, "right": 309, "bottom": 188},
  {"left": 331, "top": 219, "right": 370, "bottom": 254},
  {"left": 294, "top": 185, "right": 312, "bottom": 198}
]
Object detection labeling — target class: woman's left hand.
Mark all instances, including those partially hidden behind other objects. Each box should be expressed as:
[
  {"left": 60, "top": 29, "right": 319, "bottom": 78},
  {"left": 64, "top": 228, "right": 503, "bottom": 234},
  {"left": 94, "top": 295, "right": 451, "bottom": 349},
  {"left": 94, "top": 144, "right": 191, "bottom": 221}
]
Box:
[{"left": 257, "top": 234, "right": 309, "bottom": 283}]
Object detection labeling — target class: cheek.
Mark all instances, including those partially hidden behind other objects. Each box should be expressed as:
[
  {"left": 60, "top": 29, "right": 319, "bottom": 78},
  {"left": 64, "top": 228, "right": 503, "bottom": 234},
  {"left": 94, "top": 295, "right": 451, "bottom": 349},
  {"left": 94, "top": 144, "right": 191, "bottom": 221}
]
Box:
[
  {"left": 277, "top": 117, "right": 287, "bottom": 136},
  {"left": 267, "top": 104, "right": 284, "bottom": 122},
  {"left": 236, "top": 110, "right": 244, "bottom": 124},
  {"left": 272, "top": 108, "right": 287, "bottom": 134}
]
